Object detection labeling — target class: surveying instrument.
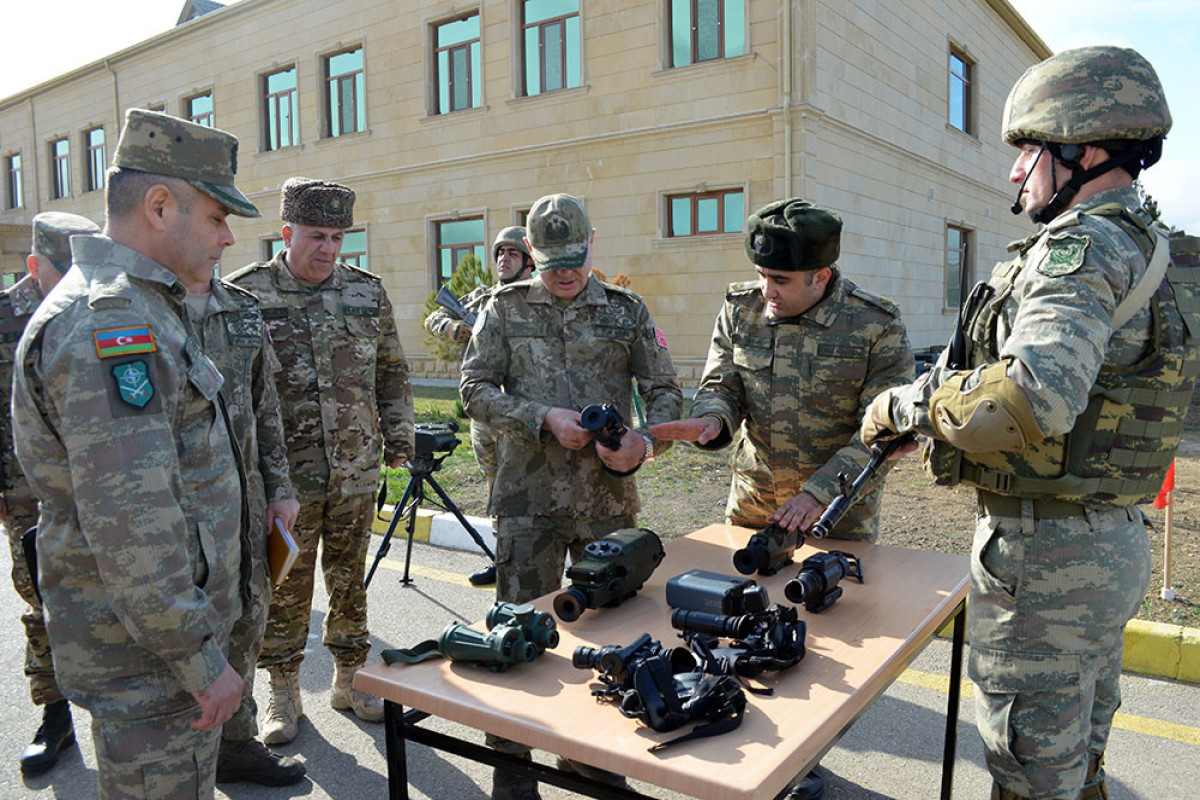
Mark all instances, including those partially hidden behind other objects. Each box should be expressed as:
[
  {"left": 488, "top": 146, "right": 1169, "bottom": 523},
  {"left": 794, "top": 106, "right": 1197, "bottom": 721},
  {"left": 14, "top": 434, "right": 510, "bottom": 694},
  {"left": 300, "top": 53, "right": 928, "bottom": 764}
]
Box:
[{"left": 365, "top": 420, "right": 496, "bottom": 588}]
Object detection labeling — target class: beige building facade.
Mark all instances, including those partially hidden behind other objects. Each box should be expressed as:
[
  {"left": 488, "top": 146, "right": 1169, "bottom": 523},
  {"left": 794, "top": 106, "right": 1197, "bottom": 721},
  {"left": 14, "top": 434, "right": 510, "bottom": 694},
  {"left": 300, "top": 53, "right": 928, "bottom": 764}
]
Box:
[{"left": 0, "top": 0, "right": 1050, "bottom": 379}]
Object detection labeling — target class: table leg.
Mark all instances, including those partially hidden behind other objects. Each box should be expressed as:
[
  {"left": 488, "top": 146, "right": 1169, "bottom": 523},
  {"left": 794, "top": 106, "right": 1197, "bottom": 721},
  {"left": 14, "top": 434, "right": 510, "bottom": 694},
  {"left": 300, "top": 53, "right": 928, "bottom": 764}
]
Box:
[
  {"left": 940, "top": 600, "right": 967, "bottom": 800},
  {"left": 385, "top": 700, "right": 409, "bottom": 800}
]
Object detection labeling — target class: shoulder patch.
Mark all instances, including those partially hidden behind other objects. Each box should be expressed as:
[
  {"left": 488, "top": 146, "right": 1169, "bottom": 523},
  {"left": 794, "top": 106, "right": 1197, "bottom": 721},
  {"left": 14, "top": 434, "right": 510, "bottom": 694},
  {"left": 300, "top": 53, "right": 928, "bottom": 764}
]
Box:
[
  {"left": 1038, "top": 234, "right": 1089, "bottom": 277},
  {"left": 112, "top": 360, "right": 155, "bottom": 408},
  {"left": 95, "top": 326, "right": 156, "bottom": 358}
]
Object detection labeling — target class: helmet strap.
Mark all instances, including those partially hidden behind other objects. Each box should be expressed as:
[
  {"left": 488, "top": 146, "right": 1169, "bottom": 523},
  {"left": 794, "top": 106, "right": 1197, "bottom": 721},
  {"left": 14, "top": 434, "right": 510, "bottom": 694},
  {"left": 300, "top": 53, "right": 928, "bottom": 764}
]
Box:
[{"left": 1030, "top": 142, "right": 1146, "bottom": 224}]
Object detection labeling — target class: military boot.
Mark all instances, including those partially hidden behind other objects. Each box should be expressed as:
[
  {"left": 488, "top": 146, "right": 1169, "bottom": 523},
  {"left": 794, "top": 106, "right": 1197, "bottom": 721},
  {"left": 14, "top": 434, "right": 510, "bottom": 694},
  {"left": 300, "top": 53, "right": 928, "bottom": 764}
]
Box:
[
  {"left": 263, "top": 666, "right": 303, "bottom": 745},
  {"left": 776, "top": 770, "right": 824, "bottom": 800},
  {"left": 991, "top": 782, "right": 1031, "bottom": 800},
  {"left": 1077, "top": 754, "right": 1109, "bottom": 800},
  {"left": 216, "top": 737, "right": 307, "bottom": 786},
  {"left": 331, "top": 662, "right": 384, "bottom": 723},
  {"left": 554, "top": 755, "right": 629, "bottom": 791},
  {"left": 492, "top": 752, "right": 541, "bottom": 800},
  {"left": 19, "top": 700, "right": 75, "bottom": 776}
]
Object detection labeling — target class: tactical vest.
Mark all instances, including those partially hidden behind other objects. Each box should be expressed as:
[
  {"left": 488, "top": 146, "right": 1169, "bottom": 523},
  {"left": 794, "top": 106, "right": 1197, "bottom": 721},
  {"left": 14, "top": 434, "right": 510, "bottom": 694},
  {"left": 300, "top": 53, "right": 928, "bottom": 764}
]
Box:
[{"left": 927, "top": 209, "right": 1200, "bottom": 508}]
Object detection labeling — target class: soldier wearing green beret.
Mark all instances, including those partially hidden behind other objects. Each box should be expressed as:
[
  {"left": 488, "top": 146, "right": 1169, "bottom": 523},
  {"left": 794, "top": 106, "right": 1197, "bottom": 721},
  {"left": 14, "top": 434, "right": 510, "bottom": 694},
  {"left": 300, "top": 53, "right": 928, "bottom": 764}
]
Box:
[
  {"left": 12, "top": 108, "right": 258, "bottom": 798},
  {"left": 652, "top": 198, "right": 913, "bottom": 800},
  {"left": 860, "top": 46, "right": 1197, "bottom": 800},
  {"left": 229, "top": 177, "right": 415, "bottom": 747},
  {"left": 0, "top": 212, "right": 98, "bottom": 775}
]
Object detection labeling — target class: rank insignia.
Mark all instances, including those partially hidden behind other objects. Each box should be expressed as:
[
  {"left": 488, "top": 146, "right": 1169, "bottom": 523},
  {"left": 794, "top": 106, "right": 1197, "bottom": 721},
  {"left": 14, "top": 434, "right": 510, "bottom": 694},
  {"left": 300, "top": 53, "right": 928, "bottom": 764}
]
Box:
[
  {"left": 112, "top": 361, "right": 154, "bottom": 409},
  {"left": 1038, "top": 235, "right": 1088, "bottom": 277}
]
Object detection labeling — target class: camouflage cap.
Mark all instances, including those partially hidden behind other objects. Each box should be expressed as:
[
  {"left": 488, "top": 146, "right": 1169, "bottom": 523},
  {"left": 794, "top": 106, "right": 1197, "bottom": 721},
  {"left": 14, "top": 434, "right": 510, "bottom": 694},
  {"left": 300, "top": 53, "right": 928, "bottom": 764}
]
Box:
[
  {"left": 493, "top": 226, "right": 531, "bottom": 260},
  {"left": 527, "top": 194, "right": 590, "bottom": 271},
  {"left": 112, "top": 108, "right": 260, "bottom": 217},
  {"left": 31, "top": 212, "right": 101, "bottom": 271},
  {"left": 280, "top": 177, "right": 355, "bottom": 228},
  {"left": 1003, "top": 46, "right": 1172, "bottom": 146},
  {"left": 745, "top": 198, "right": 842, "bottom": 272}
]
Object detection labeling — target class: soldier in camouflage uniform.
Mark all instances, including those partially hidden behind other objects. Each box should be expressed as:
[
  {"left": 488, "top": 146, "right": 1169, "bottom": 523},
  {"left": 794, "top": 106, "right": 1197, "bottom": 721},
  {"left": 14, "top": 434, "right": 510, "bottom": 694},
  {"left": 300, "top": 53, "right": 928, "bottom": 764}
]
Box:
[
  {"left": 12, "top": 109, "right": 256, "bottom": 799},
  {"left": 0, "top": 212, "right": 99, "bottom": 775},
  {"left": 228, "top": 177, "right": 414, "bottom": 746},
  {"left": 425, "top": 226, "right": 536, "bottom": 586},
  {"left": 461, "top": 194, "right": 682, "bottom": 800},
  {"left": 861, "top": 47, "right": 1195, "bottom": 800},
  {"left": 652, "top": 199, "right": 912, "bottom": 800},
  {"left": 184, "top": 277, "right": 305, "bottom": 785}
]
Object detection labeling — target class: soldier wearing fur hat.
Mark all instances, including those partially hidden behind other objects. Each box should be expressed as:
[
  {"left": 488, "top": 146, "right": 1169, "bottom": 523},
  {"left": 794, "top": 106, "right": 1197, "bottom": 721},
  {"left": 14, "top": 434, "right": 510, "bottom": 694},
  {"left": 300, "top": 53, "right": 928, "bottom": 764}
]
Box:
[
  {"left": 651, "top": 198, "right": 912, "bottom": 800},
  {"left": 860, "top": 47, "right": 1197, "bottom": 800},
  {"left": 228, "top": 176, "right": 414, "bottom": 747},
  {"left": 12, "top": 108, "right": 257, "bottom": 798},
  {"left": 0, "top": 212, "right": 98, "bottom": 776}
]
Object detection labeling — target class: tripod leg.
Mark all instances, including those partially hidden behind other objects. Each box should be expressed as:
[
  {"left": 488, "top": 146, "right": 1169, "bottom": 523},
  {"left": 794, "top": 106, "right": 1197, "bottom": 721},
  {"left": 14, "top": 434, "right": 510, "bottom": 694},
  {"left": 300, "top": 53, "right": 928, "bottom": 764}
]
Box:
[
  {"left": 399, "top": 475, "right": 425, "bottom": 584},
  {"left": 366, "top": 474, "right": 418, "bottom": 589},
  {"left": 425, "top": 474, "right": 496, "bottom": 561}
]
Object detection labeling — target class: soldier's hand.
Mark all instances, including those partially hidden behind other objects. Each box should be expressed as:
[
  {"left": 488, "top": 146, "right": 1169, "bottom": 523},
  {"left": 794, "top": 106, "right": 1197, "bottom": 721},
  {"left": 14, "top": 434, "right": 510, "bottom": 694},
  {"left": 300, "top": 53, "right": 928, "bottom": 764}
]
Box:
[
  {"left": 266, "top": 498, "right": 300, "bottom": 536},
  {"left": 769, "top": 491, "right": 824, "bottom": 533},
  {"left": 543, "top": 408, "right": 592, "bottom": 450},
  {"left": 191, "top": 664, "right": 244, "bottom": 730},
  {"left": 650, "top": 417, "right": 722, "bottom": 445},
  {"left": 597, "top": 426, "right": 645, "bottom": 473},
  {"left": 860, "top": 389, "right": 900, "bottom": 447},
  {"left": 451, "top": 321, "right": 472, "bottom": 345}
]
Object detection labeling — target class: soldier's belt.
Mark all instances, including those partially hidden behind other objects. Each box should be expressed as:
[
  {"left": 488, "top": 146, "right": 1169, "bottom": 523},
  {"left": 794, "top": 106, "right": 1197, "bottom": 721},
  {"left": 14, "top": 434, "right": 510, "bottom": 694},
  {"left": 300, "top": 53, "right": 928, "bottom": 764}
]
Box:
[{"left": 976, "top": 491, "right": 1087, "bottom": 520}]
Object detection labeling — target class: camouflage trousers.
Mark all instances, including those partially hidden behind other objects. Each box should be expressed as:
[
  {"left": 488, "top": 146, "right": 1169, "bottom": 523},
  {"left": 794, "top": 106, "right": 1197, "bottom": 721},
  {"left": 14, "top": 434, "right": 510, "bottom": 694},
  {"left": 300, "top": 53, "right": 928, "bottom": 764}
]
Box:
[
  {"left": 4, "top": 489, "right": 64, "bottom": 706},
  {"left": 968, "top": 502, "right": 1150, "bottom": 800},
  {"left": 222, "top": 513, "right": 272, "bottom": 742},
  {"left": 258, "top": 494, "right": 374, "bottom": 670},
  {"left": 92, "top": 706, "right": 221, "bottom": 800},
  {"left": 470, "top": 420, "right": 498, "bottom": 496},
  {"left": 727, "top": 475, "right": 882, "bottom": 543}
]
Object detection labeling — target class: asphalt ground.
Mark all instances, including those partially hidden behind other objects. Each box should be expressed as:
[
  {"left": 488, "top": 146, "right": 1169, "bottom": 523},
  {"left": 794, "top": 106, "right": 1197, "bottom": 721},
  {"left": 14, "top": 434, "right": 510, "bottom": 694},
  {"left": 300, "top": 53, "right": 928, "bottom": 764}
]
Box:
[{"left": 1, "top": 530, "right": 1197, "bottom": 799}]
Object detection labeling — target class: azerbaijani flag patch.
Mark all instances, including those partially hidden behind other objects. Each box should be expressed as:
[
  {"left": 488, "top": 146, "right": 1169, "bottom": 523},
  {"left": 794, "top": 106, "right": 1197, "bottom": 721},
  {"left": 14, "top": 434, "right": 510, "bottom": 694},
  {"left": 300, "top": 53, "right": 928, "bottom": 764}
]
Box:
[{"left": 94, "top": 326, "right": 156, "bottom": 358}]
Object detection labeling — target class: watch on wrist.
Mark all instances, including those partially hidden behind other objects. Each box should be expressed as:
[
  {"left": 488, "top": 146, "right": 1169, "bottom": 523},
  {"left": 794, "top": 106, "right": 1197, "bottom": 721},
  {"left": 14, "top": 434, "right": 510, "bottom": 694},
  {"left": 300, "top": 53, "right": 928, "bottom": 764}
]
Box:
[{"left": 639, "top": 433, "right": 655, "bottom": 464}]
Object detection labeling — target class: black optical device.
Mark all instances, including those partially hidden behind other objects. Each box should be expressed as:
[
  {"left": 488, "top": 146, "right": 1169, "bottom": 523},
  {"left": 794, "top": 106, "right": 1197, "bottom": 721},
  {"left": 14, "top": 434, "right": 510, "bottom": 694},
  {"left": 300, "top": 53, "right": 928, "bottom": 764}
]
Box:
[
  {"left": 414, "top": 421, "right": 460, "bottom": 458},
  {"left": 580, "top": 402, "right": 628, "bottom": 449},
  {"left": 732, "top": 522, "right": 803, "bottom": 576},
  {"left": 553, "top": 528, "right": 665, "bottom": 622},
  {"left": 783, "top": 551, "right": 864, "bottom": 613},
  {"left": 665, "top": 569, "right": 770, "bottom": 616}
]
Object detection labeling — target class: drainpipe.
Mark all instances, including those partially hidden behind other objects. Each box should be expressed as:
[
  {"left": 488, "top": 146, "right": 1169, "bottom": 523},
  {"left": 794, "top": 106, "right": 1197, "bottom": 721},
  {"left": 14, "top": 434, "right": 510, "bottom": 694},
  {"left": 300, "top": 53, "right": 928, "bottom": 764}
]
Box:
[
  {"left": 26, "top": 97, "right": 41, "bottom": 214},
  {"left": 105, "top": 58, "right": 120, "bottom": 125},
  {"left": 782, "top": 0, "right": 793, "bottom": 196}
]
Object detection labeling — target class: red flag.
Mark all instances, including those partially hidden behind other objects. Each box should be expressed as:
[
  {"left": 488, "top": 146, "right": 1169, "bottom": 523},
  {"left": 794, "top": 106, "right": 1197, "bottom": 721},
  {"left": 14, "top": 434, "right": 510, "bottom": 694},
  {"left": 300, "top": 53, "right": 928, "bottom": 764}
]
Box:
[{"left": 1154, "top": 461, "right": 1176, "bottom": 509}]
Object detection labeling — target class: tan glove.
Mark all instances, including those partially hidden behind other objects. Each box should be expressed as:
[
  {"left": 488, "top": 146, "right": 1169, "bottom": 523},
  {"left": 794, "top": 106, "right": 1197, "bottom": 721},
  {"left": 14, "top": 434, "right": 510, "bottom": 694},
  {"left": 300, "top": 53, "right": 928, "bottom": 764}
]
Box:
[
  {"left": 450, "top": 320, "right": 472, "bottom": 345},
  {"left": 859, "top": 388, "right": 900, "bottom": 447}
]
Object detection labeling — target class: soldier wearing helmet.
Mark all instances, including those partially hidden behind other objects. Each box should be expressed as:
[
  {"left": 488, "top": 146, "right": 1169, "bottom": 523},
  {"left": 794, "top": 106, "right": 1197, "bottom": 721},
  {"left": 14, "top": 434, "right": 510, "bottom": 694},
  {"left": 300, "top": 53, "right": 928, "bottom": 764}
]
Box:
[
  {"left": 423, "top": 226, "right": 536, "bottom": 586},
  {"left": 860, "top": 46, "right": 1200, "bottom": 800}
]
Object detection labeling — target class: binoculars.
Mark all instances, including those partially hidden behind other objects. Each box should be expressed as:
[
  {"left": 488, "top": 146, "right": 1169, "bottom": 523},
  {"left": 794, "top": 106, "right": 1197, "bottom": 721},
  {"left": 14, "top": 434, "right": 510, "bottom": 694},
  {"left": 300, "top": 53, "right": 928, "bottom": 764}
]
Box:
[
  {"left": 580, "top": 403, "right": 628, "bottom": 450},
  {"left": 733, "top": 522, "right": 803, "bottom": 576},
  {"left": 784, "top": 551, "right": 864, "bottom": 613},
  {"left": 554, "top": 528, "right": 665, "bottom": 622},
  {"left": 382, "top": 601, "right": 558, "bottom": 672}
]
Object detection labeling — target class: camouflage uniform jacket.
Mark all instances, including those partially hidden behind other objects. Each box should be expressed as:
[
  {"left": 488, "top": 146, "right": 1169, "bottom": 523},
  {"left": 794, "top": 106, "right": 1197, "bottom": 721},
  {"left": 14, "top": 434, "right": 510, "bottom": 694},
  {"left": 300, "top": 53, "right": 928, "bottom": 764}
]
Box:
[
  {"left": 11, "top": 235, "right": 244, "bottom": 718},
  {"left": 460, "top": 273, "right": 682, "bottom": 518},
  {"left": 424, "top": 283, "right": 493, "bottom": 342},
  {"left": 690, "top": 272, "right": 913, "bottom": 531},
  {"left": 0, "top": 274, "right": 43, "bottom": 495},
  {"left": 228, "top": 251, "right": 414, "bottom": 501}
]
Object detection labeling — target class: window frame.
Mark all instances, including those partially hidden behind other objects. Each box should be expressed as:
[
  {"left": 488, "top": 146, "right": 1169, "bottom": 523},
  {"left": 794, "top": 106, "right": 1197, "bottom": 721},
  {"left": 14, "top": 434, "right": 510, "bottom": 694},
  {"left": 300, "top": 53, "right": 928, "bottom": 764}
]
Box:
[
  {"left": 84, "top": 126, "right": 106, "bottom": 193},
  {"left": 665, "top": 187, "right": 745, "bottom": 238},
  {"left": 262, "top": 65, "right": 300, "bottom": 152},
  {"left": 323, "top": 45, "right": 367, "bottom": 138},
  {"left": 185, "top": 90, "right": 215, "bottom": 127},
  {"left": 948, "top": 46, "right": 974, "bottom": 135},
  {"left": 433, "top": 12, "right": 482, "bottom": 115},
  {"left": 432, "top": 215, "right": 487, "bottom": 289},
  {"left": 339, "top": 228, "right": 369, "bottom": 270},
  {"left": 669, "top": 0, "right": 746, "bottom": 68},
  {"left": 4, "top": 152, "right": 22, "bottom": 210},
  {"left": 520, "top": 0, "right": 582, "bottom": 97},
  {"left": 944, "top": 224, "right": 972, "bottom": 310},
  {"left": 49, "top": 137, "right": 71, "bottom": 200}
]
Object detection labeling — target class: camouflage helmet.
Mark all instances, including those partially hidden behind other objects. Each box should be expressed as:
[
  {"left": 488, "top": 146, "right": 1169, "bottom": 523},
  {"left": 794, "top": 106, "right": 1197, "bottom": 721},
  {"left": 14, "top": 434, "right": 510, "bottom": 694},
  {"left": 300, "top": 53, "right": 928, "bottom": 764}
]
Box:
[
  {"left": 492, "top": 226, "right": 531, "bottom": 261},
  {"left": 1002, "top": 46, "right": 1171, "bottom": 146}
]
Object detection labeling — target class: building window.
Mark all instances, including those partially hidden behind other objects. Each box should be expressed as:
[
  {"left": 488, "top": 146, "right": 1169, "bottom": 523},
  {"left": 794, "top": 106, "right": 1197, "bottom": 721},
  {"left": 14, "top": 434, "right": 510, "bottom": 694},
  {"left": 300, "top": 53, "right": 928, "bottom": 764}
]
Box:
[
  {"left": 945, "top": 225, "right": 972, "bottom": 308},
  {"left": 949, "top": 49, "right": 972, "bottom": 134},
  {"left": 668, "top": 189, "right": 743, "bottom": 237},
  {"left": 435, "top": 218, "right": 485, "bottom": 286},
  {"left": 5, "top": 154, "right": 21, "bottom": 210},
  {"left": 265, "top": 237, "right": 285, "bottom": 261},
  {"left": 340, "top": 230, "right": 368, "bottom": 270},
  {"left": 325, "top": 47, "right": 366, "bottom": 137},
  {"left": 263, "top": 67, "right": 299, "bottom": 151},
  {"left": 522, "top": 0, "right": 580, "bottom": 96},
  {"left": 186, "top": 92, "right": 214, "bottom": 127},
  {"left": 50, "top": 138, "right": 70, "bottom": 200},
  {"left": 84, "top": 127, "right": 106, "bottom": 192},
  {"left": 670, "top": 0, "right": 745, "bottom": 67},
  {"left": 435, "top": 13, "right": 481, "bottom": 114}
]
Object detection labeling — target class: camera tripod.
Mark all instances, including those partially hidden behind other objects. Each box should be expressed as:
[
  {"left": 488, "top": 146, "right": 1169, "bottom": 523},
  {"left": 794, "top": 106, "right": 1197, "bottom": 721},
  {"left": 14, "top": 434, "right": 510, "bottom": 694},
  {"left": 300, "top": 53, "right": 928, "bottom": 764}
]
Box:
[{"left": 365, "top": 450, "right": 496, "bottom": 588}]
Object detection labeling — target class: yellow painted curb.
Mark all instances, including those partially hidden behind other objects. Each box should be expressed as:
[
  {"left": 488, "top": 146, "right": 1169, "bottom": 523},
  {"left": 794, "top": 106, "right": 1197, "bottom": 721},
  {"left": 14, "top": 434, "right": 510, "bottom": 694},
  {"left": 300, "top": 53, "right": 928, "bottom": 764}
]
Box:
[
  {"left": 1123, "top": 619, "right": 1183, "bottom": 680},
  {"left": 371, "top": 505, "right": 435, "bottom": 542},
  {"left": 1177, "top": 625, "right": 1200, "bottom": 684}
]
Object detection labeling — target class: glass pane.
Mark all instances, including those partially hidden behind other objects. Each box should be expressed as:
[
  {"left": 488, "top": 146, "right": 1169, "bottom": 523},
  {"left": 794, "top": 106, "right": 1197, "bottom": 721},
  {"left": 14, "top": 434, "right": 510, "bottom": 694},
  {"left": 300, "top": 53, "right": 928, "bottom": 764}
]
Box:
[
  {"left": 950, "top": 78, "right": 965, "bottom": 130},
  {"left": 471, "top": 42, "right": 481, "bottom": 107},
  {"left": 440, "top": 250, "right": 455, "bottom": 281},
  {"left": 329, "top": 80, "right": 340, "bottom": 134},
  {"left": 328, "top": 48, "right": 362, "bottom": 77},
  {"left": 269, "top": 239, "right": 285, "bottom": 258},
  {"left": 725, "top": 0, "right": 745, "bottom": 58},
  {"left": 545, "top": 21, "right": 564, "bottom": 92},
  {"left": 438, "top": 51, "right": 450, "bottom": 113},
  {"left": 89, "top": 128, "right": 104, "bottom": 148},
  {"left": 723, "top": 191, "right": 743, "bottom": 233},
  {"left": 565, "top": 16, "right": 580, "bottom": 88},
  {"left": 670, "top": 197, "right": 691, "bottom": 236},
  {"left": 354, "top": 72, "right": 365, "bottom": 131},
  {"left": 671, "top": 0, "right": 691, "bottom": 66},
  {"left": 440, "top": 219, "right": 484, "bottom": 246},
  {"left": 526, "top": 0, "right": 577, "bottom": 25},
  {"left": 525, "top": 27, "right": 541, "bottom": 95},
  {"left": 267, "top": 68, "right": 296, "bottom": 93},
  {"left": 282, "top": 93, "right": 296, "bottom": 147},
  {"left": 696, "top": 0, "right": 720, "bottom": 61},
  {"left": 190, "top": 93, "right": 213, "bottom": 118},
  {"left": 696, "top": 197, "right": 719, "bottom": 232},
  {"left": 452, "top": 46, "right": 470, "bottom": 110},
  {"left": 950, "top": 54, "right": 966, "bottom": 80},
  {"left": 438, "top": 15, "right": 479, "bottom": 47}
]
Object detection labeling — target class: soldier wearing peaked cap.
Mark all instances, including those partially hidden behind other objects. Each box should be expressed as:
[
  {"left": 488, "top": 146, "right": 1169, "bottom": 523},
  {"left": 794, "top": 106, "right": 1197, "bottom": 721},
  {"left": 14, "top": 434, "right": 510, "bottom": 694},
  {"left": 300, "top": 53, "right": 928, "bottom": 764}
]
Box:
[
  {"left": 228, "top": 176, "right": 415, "bottom": 746},
  {"left": 0, "top": 212, "right": 98, "bottom": 776},
  {"left": 860, "top": 47, "right": 1199, "bottom": 800},
  {"left": 651, "top": 198, "right": 913, "bottom": 800},
  {"left": 12, "top": 108, "right": 260, "bottom": 799}
]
